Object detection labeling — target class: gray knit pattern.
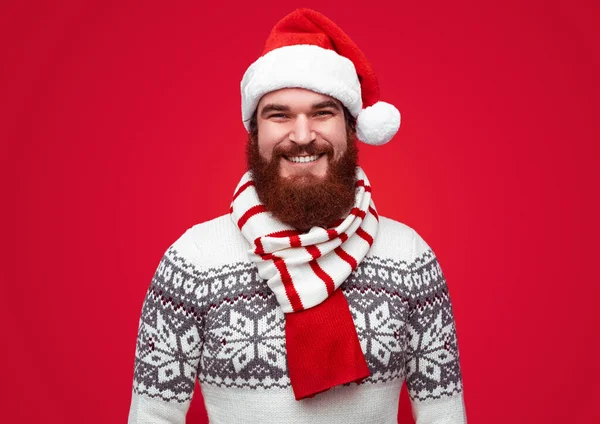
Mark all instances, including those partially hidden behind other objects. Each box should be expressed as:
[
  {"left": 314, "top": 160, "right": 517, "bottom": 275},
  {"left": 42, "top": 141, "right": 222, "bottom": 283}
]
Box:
[{"left": 132, "top": 246, "right": 463, "bottom": 403}]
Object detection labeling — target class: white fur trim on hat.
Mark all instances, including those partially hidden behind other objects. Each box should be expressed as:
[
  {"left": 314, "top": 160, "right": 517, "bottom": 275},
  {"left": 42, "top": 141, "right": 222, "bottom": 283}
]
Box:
[
  {"left": 356, "top": 101, "right": 401, "bottom": 146},
  {"left": 241, "top": 44, "right": 362, "bottom": 130}
]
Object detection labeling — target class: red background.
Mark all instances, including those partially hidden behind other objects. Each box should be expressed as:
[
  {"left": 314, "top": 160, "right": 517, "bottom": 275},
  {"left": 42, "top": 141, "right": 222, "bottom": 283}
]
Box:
[{"left": 2, "top": 0, "right": 599, "bottom": 423}]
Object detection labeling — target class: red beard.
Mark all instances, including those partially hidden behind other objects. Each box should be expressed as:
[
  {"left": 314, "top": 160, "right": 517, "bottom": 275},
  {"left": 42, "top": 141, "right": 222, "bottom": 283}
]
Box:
[{"left": 247, "top": 136, "right": 359, "bottom": 232}]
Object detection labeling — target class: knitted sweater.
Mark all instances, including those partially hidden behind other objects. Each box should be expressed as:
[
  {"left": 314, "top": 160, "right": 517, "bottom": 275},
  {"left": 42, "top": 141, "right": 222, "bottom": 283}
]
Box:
[{"left": 127, "top": 214, "right": 467, "bottom": 423}]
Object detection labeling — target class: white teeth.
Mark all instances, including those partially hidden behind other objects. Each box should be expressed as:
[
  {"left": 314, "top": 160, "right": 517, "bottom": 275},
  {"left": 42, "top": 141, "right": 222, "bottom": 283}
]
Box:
[{"left": 287, "top": 155, "right": 320, "bottom": 163}]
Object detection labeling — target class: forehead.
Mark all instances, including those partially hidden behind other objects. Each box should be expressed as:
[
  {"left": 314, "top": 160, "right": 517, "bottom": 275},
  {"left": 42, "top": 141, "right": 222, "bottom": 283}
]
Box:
[{"left": 257, "top": 88, "right": 342, "bottom": 110}]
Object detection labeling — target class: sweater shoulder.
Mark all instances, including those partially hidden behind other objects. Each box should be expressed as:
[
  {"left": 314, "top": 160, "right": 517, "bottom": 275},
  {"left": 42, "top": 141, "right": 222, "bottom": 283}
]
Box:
[
  {"left": 369, "top": 215, "right": 430, "bottom": 265},
  {"left": 170, "top": 214, "right": 251, "bottom": 270}
]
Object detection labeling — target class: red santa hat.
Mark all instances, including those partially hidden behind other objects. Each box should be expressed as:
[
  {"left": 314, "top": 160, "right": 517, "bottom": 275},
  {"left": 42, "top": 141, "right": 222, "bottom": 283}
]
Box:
[{"left": 241, "top": 8, "right": 401, "bottom": 146}]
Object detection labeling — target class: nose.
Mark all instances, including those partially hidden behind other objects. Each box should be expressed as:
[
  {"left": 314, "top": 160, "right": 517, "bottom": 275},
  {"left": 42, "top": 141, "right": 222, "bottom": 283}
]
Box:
[{"left": 289, "top": 115, "right": 315, "bottom": 145}]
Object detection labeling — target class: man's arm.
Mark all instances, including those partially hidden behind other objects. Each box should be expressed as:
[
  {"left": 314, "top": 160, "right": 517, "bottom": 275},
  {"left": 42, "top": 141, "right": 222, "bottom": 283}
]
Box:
[
  {"left": 404, "top": 229, "right": 467, "bottom": 423},
  {"left": 128, "top": 229, "right": 204, "bottom": 423}
]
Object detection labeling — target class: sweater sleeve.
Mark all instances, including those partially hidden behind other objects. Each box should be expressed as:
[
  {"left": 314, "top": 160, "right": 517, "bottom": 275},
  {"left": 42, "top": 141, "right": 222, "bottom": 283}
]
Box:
[
  {"left": 127, "top": 229, "right": 206, "bottom": 424},
  {"left": 404, "top": 229, "right": 467, "bottom": 424}
]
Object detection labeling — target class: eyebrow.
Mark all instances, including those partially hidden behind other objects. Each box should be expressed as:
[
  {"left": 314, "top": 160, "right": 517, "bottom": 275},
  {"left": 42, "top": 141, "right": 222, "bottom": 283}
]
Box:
[
  {"left": 259, "top": 100, "right": 342, "bottom": 118},
  {"left": 312, "top": 100, "right": 342, "bottom": 111},
  {"left": 260, "top": 104, "right": 291, "bottom": 117}
]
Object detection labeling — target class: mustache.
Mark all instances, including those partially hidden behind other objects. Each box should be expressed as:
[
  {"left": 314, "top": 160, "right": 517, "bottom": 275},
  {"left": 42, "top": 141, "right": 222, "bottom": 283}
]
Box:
[{"left": 273, "top": 142, "right": 334, "bottom": 158}]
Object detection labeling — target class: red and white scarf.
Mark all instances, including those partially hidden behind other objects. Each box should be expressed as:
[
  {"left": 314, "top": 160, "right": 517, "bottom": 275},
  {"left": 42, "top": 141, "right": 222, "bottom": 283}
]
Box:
[{"left": 230, "top": 166, "right": 378, "bottom": 400}]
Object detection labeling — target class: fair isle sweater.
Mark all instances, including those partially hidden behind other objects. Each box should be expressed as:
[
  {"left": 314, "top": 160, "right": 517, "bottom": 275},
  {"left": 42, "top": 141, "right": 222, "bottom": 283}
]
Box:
[{"left": 127, "top": 214, "right": 467, "bottom": 423}]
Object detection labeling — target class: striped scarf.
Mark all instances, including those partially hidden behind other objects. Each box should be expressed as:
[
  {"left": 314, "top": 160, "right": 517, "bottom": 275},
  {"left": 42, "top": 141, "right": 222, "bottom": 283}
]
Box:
[{"left": 230, "top": 166, "right": 378, "bottom": 400}]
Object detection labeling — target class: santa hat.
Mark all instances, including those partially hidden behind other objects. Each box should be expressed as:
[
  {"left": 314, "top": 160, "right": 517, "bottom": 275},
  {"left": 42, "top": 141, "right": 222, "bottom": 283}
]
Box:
[{"left": 241, "top": 8, "right": 401, "bottom": 146}]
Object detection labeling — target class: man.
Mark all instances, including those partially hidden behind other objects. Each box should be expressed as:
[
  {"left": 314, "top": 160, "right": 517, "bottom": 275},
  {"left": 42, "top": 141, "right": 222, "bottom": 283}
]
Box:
[{"left": 128, "top": 8, "right": 467, "bottom": 424}]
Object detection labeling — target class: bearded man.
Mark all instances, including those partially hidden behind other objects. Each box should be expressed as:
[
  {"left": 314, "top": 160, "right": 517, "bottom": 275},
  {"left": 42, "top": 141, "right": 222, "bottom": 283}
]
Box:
[{"left": 128, "top": 8, "right": 467, "bottom": 424}]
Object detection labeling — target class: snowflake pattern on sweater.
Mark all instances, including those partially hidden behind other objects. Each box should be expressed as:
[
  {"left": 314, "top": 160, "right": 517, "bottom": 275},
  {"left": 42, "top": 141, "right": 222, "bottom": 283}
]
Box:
[{"left": 128, "top": 215, "right": 467, "bottom": 423}]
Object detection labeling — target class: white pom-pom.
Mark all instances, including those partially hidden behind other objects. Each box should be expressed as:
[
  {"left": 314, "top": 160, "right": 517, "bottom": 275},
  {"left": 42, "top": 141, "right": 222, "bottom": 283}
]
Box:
[{"left": 356, "top": 101, "right": 401, "bottom": 146}]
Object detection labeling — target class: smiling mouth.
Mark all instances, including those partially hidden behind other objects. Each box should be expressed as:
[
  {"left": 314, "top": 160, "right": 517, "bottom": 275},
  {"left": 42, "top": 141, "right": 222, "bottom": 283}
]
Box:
[{"left": 284, "top": 154, "right": 325, "bottom": 163}]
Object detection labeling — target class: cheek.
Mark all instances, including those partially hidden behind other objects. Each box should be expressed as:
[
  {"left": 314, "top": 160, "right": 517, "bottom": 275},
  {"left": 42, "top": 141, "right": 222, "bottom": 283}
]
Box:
[
  {"left": 326, "top": 123, "right": 348, "bottom": 159},
  {"left": 257, "top": 124, "right": 281, "bottom": 160},
  {"left": 257, "top": 139, "right": 273, "bottom": 160}
]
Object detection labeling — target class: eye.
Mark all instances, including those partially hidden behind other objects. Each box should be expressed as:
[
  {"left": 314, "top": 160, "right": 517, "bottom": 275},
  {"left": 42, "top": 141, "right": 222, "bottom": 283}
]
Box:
[
  {"left": 314, "top": 110, "right": 333, "bottom": 117},
  {"left": 268, "top": 113, "right": 288, "bottom": 119}
]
